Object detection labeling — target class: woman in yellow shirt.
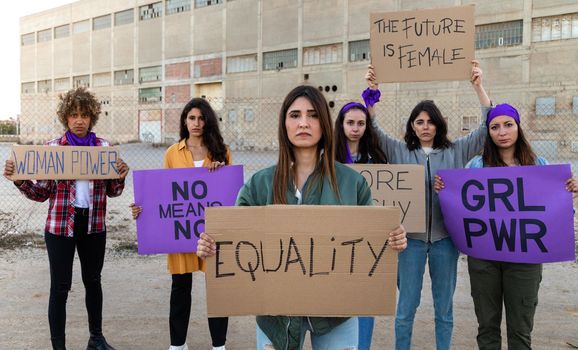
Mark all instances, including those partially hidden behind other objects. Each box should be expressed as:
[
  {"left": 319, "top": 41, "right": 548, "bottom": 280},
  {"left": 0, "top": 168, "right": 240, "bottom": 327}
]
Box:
[{"left": 133, "top": 97, "right": 231, "bottom": 350}]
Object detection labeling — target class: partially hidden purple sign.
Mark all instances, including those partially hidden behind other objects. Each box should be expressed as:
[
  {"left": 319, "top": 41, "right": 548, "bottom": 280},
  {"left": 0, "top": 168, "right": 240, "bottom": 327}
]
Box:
[
  {"left": 133, "top": 165, "right": 244, "bottom": 255},
  {"left": 438, "top": 164, "right": 575, "bottom": 263}
]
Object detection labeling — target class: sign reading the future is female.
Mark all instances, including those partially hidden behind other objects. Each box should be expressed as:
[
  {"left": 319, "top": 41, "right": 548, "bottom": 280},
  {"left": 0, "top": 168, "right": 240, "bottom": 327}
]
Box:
[
  {"left": 370, "top": 5, "right": 475, "bottom": 83},
  {"left": 438, "top": 164, "right": 575, "bottom": 263},
  {"left": 133, "top": 166, "right": 244, "bottom": 255}
]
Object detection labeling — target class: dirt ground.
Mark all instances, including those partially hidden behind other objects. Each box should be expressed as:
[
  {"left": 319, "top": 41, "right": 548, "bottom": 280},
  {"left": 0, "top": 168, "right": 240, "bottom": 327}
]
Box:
[{"left": 1, "top": 236, "right": 577, "bottom": 350}]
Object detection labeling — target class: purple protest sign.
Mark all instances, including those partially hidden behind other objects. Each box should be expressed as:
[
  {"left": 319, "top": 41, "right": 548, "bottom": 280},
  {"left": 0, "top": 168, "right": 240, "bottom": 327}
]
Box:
[
  {"left": 133, "top": 165, "right": 244, "bottom": 255},
  {"left": 438, "top": 164, "right": 575, "bottom": 263}
]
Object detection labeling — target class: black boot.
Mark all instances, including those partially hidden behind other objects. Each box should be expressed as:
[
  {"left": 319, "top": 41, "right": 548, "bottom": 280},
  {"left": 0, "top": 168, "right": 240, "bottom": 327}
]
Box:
[
  {"left": 51, "top": 336, "right": 66, "bottom": 350},
  {"left": 86, "top": 335, "right": 116, "bottom": 350}
]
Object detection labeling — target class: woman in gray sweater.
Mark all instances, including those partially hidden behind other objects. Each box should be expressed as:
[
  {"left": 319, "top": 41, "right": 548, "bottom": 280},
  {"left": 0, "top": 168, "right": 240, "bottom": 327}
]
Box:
[{"left": 364, "top": 61, "right": 491, "bottom": 350}]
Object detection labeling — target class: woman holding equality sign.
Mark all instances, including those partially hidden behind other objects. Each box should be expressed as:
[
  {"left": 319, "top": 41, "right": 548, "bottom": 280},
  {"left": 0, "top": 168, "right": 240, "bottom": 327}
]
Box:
[
  {"left": 333, "top": 101, "right": 387, "bottom": 350},
  {"left": 364, "top": 60, "right": 491, "bottom": 350},
  {"left": 434, "top": 103, "right": 578, "bottom": 349},
  {"left": 197, "top": 85, "right": 407, "bottom": 350},
  {"left": 3, "top": 87, "right": 129, "bottom": 350},
  {"left": 131, "top": 97, "right": 231, "bottom": 350}
]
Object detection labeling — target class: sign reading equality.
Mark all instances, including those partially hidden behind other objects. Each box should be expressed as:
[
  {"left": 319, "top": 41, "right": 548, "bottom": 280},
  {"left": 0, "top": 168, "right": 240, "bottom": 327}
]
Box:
[
  {"left": 133, "top": 165, "right": 244, "bottom": 255},
  {"left": 438, "top": 165, "right": 576, "bottom": 263},
  {"left": 370, "top": 5, "right": 475, "bottom": 83},
  {"left": 348, "top": 164, "right": 425, "bottom": 232},
  {"left": 10, "top": 145, "right": 121, "bottom": 180},
  {"left": 205, "top": 205, "right": 400, "bottom": 317}
]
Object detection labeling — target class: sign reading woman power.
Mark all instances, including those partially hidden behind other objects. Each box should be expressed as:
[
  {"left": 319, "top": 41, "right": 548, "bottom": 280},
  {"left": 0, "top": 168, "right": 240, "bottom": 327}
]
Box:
[
  {"left": 438, "top": 165, "right": 575, "bottom": 263},
  {"left": 133, "top": 165, "right": 244, "bottom": 254},
  {"left": 10, "top": 145, "right": 120, "bottom": 180}
]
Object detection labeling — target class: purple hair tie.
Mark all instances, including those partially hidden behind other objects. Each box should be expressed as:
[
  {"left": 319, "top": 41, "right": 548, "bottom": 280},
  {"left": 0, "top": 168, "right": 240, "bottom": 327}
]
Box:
[
  {"left": 486, "top": 103, "right": 520, "bottom": 126},
  {"left": 361, "top": 87, "right": 381, "bottom": 108}
]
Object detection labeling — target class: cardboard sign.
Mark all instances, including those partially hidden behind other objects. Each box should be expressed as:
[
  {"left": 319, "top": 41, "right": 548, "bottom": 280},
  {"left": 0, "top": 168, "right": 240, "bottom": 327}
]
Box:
[
  {"left": 133, "top": 165, "right": 244, "bottom": 255},
  {"left": 370, "top": 5, "right": 475, "bottom": 83},
  {"left": 205, "top": 205, "right": 400, "bottom": 317},
  {"left": 349, "top": 164, "right": 425, "bottom": 232},
  {"left": 438, "top": 165, "right": 576, "bottom": 263},
  {"left": 10, "top": 145, "right": 121, "bottom": 180}
]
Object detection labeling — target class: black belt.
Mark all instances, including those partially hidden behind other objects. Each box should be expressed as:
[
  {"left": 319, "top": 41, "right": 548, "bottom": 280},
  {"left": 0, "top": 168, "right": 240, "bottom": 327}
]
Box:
[{"left": 74, "top": 207, "right": 89, "bottom": 217}]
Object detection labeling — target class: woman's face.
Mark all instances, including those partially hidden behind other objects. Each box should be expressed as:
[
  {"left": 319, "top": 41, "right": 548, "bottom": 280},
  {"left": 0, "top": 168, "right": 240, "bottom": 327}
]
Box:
[
  {"left": 411, "top": 111, "right": 437, "bottom": 146},
  {"left": 185, "top": 107, "right": 205, "bottom": 138},
  {"left": 343, "top": 109, "right": 366, "bottom": 144},
  {"left": 489, "top": 115, "right": 518, "bottom": 150},
  {"left": 285, "top": 96, "right": 322, "bottom": 150},
  {"left": 67, "top": 107, "right": 91, "bottom": 137}
]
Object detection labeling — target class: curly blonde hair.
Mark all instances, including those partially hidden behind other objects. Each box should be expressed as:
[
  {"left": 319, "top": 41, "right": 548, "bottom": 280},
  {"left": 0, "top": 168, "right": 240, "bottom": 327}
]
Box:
[{"left": 56, "top": 87, "right": 101, "bottom": 130}]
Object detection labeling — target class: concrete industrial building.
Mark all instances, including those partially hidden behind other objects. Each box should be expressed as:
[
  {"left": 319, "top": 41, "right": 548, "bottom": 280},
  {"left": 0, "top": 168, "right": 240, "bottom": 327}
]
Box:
[{"left": 19, "top": 0, "right": 578, "bottom": 159}]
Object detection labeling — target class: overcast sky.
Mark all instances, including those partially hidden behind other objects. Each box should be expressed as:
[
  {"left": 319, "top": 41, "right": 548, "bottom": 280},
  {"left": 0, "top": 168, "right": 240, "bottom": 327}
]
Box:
[{"left": 1, "top": 0, "right": 76, "bottom": 120}]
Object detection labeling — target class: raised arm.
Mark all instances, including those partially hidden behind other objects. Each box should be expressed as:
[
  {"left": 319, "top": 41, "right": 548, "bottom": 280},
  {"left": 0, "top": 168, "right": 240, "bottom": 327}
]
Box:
[
  {"left": 471, "top": 60, "right": 491, "bottom": 107},
  {"left": 363, "top": 65, "right": 405, "bottom": 159},
  {"left": 364, "top": 64, "right": 380, "bottom": 118},
  {"left": 454, "top": 61, "right": 493, "bottom": 163}
]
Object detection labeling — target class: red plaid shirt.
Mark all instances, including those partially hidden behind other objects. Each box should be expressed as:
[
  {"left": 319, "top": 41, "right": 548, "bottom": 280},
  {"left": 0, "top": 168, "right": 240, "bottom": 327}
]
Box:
[{"left": 16, "top": 135, "right": 125, "bottom": 237}]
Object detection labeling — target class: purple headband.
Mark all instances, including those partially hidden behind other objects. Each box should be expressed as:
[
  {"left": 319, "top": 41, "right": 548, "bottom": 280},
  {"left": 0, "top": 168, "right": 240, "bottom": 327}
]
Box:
[
  {"left": 340, "top": 102, "right": 367, "bottom": 115},
  {"left": 486, "top": 103, "right": 520, "bottom": 126}
]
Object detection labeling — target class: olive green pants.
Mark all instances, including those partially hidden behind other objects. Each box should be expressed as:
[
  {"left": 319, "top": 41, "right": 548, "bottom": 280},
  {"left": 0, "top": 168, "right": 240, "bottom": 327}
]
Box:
[{"left": 468, "top": 256, "right": 542, "bottom": 350}]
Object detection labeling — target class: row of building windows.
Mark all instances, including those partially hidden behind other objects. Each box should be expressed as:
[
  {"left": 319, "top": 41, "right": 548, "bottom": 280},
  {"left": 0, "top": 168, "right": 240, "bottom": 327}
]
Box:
[
  {"left": 22, "top": 10, "right": 578, "bottom": 48},
  {"left": 23, "top": 78, "right": 162, "bottom": 105},
  {"left": 22, "top": 65, "right": 178, "bottom": 93},
  {"left": 22, "top": 78, "right": 578, "bottom": 116},
  {"left": 22, "top": 24, "right": 578, "bottom": 92},
  {"left": 21, "top": 1, "right": 225, "bottom": 45}
]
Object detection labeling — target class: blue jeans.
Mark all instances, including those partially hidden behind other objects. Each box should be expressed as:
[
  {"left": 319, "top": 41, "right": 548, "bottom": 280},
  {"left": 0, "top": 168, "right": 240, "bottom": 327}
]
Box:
[
  {"left": 358, "top": 317, "right": 374, "bottom": 350},
  {"left": 256, "top": 317, "right": 358, "bottom": 350},
  {"left": 394, "top": 237, "right": 459, "bottom": 350}
]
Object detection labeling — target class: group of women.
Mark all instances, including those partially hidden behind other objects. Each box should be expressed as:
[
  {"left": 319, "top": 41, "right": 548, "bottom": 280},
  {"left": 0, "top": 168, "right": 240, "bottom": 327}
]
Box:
[{"left": 4, "top": 60, "right": 578, "bottom": 350}]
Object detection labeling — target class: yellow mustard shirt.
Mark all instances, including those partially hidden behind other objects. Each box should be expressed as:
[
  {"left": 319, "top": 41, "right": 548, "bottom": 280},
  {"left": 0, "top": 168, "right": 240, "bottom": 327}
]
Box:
[{"left": 163, "top": 139, "right": 232, "bottom": 275}]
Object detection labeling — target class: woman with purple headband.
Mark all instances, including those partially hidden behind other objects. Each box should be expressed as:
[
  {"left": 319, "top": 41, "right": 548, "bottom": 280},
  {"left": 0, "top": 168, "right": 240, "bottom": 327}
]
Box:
[
  {"left": 365, "top": 61, "right": 491, "bottom": 350},
  {"left": 333, "top": 101, "right": 387, "bottom": 349},
  {"left": 334, "top": 101, "right": 387, "bottom": 165},
  {"left": 435, "top": 103, "right": 577, "bottom": 349}
]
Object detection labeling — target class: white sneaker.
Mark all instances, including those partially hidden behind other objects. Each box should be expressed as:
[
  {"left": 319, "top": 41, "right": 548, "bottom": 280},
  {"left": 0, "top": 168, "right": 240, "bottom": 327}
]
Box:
[
  {"left": 168, "top": 344, "right": 188, "bottom": 350},
  {"left": 212, "top": 346, "right": 225, "bottom": 350}
]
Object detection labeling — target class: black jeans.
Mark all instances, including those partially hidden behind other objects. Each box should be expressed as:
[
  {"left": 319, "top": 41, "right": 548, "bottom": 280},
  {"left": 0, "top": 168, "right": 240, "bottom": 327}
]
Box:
[
  {"left": 170, "top": 273, "right": 228, "bottom": 347},
  {"left": 44, "top": 210, "right": 107, "bottom": 345}
]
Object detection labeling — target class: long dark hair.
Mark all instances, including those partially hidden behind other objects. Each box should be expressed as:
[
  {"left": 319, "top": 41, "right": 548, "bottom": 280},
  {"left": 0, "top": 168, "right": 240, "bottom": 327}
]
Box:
[
  {"left": 334, "top": 103, "right": 387, "bottom": 164},
  {"left": 179, "top": 98, "right": 228, "bottom": 164},
  {"left": 404, "top": 100, "right": 452, "bottom": 151},
  {"left": 273, "top": 85, "right": 338, "bottom": 204},
  {"left": 483, "top": 120, "right": 536, "bottom": 167}
]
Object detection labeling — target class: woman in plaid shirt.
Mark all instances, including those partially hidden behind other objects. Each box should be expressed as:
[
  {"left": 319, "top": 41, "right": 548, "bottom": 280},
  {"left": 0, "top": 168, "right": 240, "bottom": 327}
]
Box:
[{"left": 3, "top": 87, "right": 129, "bottom": 350}]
